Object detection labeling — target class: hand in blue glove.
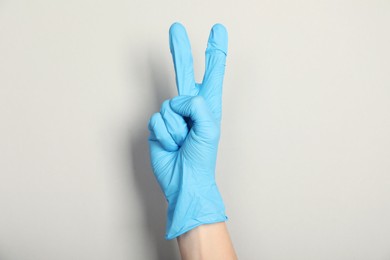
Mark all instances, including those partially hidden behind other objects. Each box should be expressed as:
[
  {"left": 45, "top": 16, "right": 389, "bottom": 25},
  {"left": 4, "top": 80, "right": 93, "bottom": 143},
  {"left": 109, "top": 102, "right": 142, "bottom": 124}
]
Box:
[{"left": 148, "top": 22, "right": 228, "bottom": 240}]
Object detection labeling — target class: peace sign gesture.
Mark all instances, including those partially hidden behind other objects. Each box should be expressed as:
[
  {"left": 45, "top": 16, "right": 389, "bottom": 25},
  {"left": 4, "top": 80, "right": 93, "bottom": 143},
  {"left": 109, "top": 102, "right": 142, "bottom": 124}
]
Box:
[
  {"left": 148, "top": 23, "right": 228, "bottom": 240},
  {"left": 170, "top": 22, "right": 228, "bottom": 122}
]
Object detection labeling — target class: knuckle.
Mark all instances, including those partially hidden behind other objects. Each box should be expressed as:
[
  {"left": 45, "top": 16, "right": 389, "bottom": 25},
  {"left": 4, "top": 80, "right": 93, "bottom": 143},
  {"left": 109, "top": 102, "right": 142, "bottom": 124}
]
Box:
[
  {"left": 160, "top": 99, "right": 171, "bottom": 114},
  {"left": 148, "top": 113, "right": 161, "bottom": 129}
]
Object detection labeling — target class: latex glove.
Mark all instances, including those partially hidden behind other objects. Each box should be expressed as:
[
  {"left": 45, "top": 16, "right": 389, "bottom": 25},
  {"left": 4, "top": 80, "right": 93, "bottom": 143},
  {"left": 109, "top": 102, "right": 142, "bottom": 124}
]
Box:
[{"left": 148, "top": 22, "right": 228, "bottom": 240}]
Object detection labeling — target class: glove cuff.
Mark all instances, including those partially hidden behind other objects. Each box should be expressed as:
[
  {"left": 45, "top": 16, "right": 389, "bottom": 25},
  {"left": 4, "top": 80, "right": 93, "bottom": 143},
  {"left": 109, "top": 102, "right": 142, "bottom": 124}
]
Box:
[{"left": 165, "top": 183, "right": 227, "bottom": 240}]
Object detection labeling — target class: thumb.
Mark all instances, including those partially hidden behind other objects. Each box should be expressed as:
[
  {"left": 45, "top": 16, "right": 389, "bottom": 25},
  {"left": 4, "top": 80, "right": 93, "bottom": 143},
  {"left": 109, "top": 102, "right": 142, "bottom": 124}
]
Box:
[
  {"left": 170, "top": 95, "right": 219, "bottom": 142},
  {"left": 169, "top": 95, "right": 213, "bottom": 124},
  {"left": 170, "top": 95, "right": 220, "bottom": 155}
]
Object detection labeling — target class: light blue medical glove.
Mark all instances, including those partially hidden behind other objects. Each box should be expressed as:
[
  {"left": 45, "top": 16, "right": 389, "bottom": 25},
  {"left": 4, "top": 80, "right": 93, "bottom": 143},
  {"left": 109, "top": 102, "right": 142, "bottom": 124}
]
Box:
[{"left": 148, "top": 22, "right": 228, "bottom": 240}]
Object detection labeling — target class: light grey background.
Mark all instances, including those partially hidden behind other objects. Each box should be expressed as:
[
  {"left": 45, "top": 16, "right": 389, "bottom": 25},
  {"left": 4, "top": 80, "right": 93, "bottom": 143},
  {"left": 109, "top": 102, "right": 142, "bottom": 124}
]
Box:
[{"left": 1, "top": 0, "right": 389, "bottom": 259}]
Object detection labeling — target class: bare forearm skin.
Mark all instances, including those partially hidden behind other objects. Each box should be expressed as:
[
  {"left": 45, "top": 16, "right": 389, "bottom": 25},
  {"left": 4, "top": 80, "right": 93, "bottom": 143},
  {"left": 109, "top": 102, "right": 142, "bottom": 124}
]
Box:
[{"left": 177, "top": 222, "right": 238, "bottom": 260}]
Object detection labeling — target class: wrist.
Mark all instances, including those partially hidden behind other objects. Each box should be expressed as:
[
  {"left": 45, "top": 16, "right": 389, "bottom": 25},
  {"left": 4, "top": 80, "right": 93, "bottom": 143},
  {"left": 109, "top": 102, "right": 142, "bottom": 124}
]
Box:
[{"left": 165, "top": 181, "right": 227, "bottom": 240}]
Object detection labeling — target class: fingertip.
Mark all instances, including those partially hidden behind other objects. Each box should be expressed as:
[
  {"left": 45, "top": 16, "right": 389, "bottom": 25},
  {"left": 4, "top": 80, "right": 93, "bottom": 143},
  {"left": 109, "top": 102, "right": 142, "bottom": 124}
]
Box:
[
  {"left": 212, "top": 23, "right": 227, "bottom": 34},
  {"left": 169, "top": 22, "right": 188, "bottom": 53},
  {"left": 207, "top": 23, "right": 228, "bottom": 55},
  {"left": 169, "top": 22, "right": 185, "bottom": 34}
]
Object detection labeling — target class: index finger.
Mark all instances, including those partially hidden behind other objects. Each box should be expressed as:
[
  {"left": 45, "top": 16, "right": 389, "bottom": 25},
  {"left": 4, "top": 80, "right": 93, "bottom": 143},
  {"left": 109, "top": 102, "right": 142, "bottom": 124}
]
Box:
[{"left": 169, "top": 23, "right": 197, "bottom": 96}]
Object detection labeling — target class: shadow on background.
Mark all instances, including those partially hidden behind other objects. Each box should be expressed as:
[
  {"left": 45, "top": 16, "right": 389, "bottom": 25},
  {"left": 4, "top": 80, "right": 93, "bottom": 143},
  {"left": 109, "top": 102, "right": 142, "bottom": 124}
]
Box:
[{"left": 128, "top": 50, "right": 179, "bottom": 260}]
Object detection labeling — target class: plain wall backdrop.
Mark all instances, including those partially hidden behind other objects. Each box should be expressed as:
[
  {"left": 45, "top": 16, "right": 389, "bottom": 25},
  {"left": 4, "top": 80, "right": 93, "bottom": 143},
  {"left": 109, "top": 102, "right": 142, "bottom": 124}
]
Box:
[{"left": 1, "top": 0, "right": 390, "bottom": 259}]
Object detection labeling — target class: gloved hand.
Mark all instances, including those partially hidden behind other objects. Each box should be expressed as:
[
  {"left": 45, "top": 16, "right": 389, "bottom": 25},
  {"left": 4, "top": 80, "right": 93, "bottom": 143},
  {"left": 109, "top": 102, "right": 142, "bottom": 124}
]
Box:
[{"left": 148, "top": 22, "right": 228, "bottom": 240}]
